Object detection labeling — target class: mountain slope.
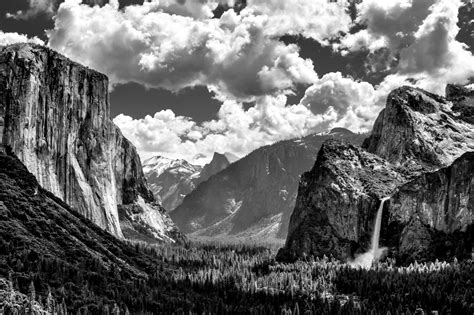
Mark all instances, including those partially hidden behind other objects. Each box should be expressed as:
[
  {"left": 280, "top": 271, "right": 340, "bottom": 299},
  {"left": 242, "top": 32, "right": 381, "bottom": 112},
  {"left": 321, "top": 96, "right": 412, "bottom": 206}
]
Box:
[
  {"left": 171, "top": 129, "right": 366, "bottom": 240},
  {"left": 0, "top": 150, "right": 156, "bottom": 276},
  {"left": 143, "top": 152, "right": 231, "bottom": 211},
  {"left": 143, "top": 156, "right": 202, "bottom": 211},
  {"left": 279, "top": 85, "right": 474, "bottom": 262},
  {"left": 0, "top": 43, "right": 183, "bottom": 243}
]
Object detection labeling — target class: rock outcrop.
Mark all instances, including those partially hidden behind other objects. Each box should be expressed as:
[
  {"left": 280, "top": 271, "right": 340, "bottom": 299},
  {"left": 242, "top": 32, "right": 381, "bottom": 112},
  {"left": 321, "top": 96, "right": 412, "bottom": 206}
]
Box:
[
  {"left": 279, "top": 85, "right": 474, "bottom": 262},
  {"left": 171, "top": 129, "right": 366, "bottom": 241},
  {"left": 362, "top": 86, "right": 474, "bottom": 169},
  {"left": 0, "top": 43, "right": 183, "bottom": 243},
  {"left": 197, "top": 152, "right": 231, "bottom": 185}
]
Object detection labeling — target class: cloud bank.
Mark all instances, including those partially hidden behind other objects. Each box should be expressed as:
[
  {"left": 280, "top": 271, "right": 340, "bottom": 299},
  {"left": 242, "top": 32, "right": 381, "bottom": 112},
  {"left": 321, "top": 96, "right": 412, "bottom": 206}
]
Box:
[
  {"left": 40, "top": 0, "right": 474, "bottom": 163},
  {"left": 0, "top": 31, "right": 44, "bottom": 46}
]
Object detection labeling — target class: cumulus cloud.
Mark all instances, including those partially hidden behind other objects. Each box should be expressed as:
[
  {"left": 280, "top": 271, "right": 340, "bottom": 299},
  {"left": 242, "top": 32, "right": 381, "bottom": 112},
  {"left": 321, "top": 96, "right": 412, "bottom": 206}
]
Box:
[
  {"left": 114, "top": 96, "right": 326, "bottom": 163},
  {"left": 246, "top": 0, "right": 352, "bottom": 44},
  {"left": 43, "top": 0, "right": 474, "bottom": 162},
  {"left": 149, "top": 0, "right": 221, "bottom": 19},
  {"left": 114, "top": 72, "right": 390, "bottom": 163},
  {"left": 341, "top": 0, "right": 436, "bottom": 52},
  {"left": 338, "top": 0, "right": 474, "bottom": 95},
  {"left": 47, "top": 0, "right": 319, "bottom": 101},
  {"left": 394, "top": 0, "right": 474, "bottom": 92},
  {"left": 0, "top": 30, "right": 44, "bottom": 46},
  {"left": 300, "top": 72, "right": 380, "bottom": 131}
]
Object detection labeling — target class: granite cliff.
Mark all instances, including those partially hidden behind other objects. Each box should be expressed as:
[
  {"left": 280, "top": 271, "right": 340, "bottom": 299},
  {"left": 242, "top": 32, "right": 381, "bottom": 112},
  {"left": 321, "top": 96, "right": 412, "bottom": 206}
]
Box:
[
  {"left": 279, "top": 85, "right": 474, "bottom": 262},
  {"left": 0, "top": 43, "right": 183, "bottom": 243},
  {"left": 171, "top": 129, "right": 366, "bottom": 241}
]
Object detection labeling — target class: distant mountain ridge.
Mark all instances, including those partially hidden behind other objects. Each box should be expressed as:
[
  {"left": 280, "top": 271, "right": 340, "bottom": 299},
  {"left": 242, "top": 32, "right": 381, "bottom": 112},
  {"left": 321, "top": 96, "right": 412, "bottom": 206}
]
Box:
[
  {"left": 143, "top": 152, "right": 232, "bottom": 211},
  {"left": 170, "top": 128, "right": 367, "bottom": 241}
]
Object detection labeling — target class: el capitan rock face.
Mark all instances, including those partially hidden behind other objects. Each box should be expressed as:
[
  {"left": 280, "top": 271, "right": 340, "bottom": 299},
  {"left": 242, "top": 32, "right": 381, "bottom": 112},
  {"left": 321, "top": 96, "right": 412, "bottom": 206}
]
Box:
[
  {"left": 0, "top": 43, "right": 183, "bottom": 243},
  {"left": 171, "top": 129, "right": 366, "bottom": 241},
  {"left": 279, "top": 85, "right": 474, "bottom": 262}
]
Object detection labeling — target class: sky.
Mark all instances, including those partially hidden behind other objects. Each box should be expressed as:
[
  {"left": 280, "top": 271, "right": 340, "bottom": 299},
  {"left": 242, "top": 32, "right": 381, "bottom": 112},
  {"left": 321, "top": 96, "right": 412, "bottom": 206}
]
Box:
[{"left": 0, "top": 0, "right": 473, "bottom": 164}]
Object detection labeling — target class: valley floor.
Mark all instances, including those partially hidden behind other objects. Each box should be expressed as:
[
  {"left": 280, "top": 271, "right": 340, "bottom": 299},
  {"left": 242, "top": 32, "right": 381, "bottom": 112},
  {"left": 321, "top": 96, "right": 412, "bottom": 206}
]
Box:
[{"left": 1, "top": 240, "right": 472, "bottom": 314}]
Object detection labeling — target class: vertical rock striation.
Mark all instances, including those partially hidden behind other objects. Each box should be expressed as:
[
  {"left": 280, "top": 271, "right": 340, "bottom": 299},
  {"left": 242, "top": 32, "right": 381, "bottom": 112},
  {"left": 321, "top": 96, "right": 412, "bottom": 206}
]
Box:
[{"left": 0, "top": 43, "right": 183, "bottom": 243}]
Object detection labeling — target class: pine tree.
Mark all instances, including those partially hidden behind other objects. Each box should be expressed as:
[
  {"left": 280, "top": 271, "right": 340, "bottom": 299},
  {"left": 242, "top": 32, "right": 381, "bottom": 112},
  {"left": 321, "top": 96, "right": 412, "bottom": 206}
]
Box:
[{"left": 112, "top": 303, "right": 120, "bottom": 315}]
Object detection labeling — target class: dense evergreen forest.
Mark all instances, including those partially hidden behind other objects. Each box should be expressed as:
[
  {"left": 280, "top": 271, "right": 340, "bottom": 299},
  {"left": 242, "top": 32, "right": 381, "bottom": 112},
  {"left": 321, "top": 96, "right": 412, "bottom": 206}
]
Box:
[
  {"left": 1, "top": 240, "right": 472, "bottom": 314},
  {"left": 0, "top": 151, "right": 473, "bottom": 314}
]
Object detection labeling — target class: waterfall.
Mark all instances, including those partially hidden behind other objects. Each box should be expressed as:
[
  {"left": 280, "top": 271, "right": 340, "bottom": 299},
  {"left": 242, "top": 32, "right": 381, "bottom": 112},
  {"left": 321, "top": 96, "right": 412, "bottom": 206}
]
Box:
[
  {"left": 350, "top": 197, "right": 390, "bottom": 269},
  {"left": 371, "top": 196, "right": 390, "bottom": 255}
]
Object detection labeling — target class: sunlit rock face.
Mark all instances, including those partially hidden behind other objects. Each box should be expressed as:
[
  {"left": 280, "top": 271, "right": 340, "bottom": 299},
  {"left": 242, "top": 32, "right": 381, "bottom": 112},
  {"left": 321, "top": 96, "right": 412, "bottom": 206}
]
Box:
[
  {"left": 363, "top": 86, "right": 474, "bottom": 169},
  {"left": 279, "top": 85, "right": 474, "bottom": 263},
  {"left": 143, "top": 156, "right": 202, "bottom": 212},
  {"left": 171, "top": 130, "right": 366, "bottom": 241},
  {"left": 142, "top": 152, "right": 231, "bottom": 212},
  {"left": 0, "top": 43, "right": 183, "bottom": 243}
]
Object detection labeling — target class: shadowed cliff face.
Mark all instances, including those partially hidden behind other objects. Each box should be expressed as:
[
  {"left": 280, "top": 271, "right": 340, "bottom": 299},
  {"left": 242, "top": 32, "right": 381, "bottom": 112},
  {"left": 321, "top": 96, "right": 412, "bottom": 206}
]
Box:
[
  {"left": 279, "top": 85, "right": 474, "bottom": 263},
  {"left": 171, "top": 130, "right": 366, "bottom": 241},
  {"left": 0, "top": 43, "right": 183, "bottom": 243},
  {"left": 0, "top": 151, "right": 158, "bottom": 275}
]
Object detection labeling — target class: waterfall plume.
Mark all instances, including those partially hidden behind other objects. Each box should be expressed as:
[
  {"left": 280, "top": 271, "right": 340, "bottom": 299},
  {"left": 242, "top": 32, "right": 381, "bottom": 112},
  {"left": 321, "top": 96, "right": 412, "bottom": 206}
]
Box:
[{"left": 351, "top": 197, "right": 390, "bottom": 269}]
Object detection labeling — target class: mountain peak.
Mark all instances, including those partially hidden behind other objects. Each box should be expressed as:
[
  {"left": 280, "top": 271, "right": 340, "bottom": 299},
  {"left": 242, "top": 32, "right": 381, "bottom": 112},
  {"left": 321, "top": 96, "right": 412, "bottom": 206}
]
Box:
[
  {"left": 198, "top": 152, "right": 231, "bottom": 184},
  {"left": 211, "top": 152, "right": 229, "bottom": 163},
  {"left": 329, "top": 127, "right": 354, "bottom": 135},
  {"left": 363, "top": 85, "right": 474, "bottom": 168}
]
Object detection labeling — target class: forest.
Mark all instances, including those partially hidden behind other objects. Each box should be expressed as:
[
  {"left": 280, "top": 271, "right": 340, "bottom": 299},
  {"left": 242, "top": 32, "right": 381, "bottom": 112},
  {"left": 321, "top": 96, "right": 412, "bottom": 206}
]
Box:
[
  {"left": 0, "top": 151, "right": 472, "bottom": 314},
  {"left": 1, "top": 240, "right": 472, "bottom": 314}
]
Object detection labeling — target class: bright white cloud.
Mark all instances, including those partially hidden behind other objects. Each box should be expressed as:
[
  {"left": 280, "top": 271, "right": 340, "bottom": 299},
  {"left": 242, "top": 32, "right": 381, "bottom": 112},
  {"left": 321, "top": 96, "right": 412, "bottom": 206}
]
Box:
[
  {"left": 246, "top": 0, "right": 352, "bottom": 44},
  {"left": 43, "top": 0, "right": 474, "bottom": 163},
  {"left": 300, "top": 72, "right": 380, "bottom": 131},
  {"left": 114, "top": 97, "right": 325, "bottom": 164},
  {"left": 0, "top": 31, "right": 44, "bottom": 46},
  {"left": 338, "top": 0, "right": 474, "bottom": 95},
  {"left": 47, "top": 0, "right": 319, "bottom": 101},
  {"left": 394, "top": 0, "right": 474, "bottom": 93},
  {"left": 114, "top": 72, "right": 389, "bottom": 163},
  {"left": 337, "top": 0, "right": 436, "bottom": 53}
]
